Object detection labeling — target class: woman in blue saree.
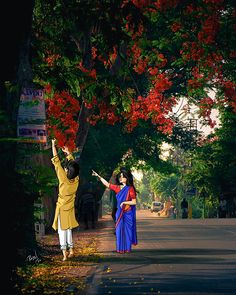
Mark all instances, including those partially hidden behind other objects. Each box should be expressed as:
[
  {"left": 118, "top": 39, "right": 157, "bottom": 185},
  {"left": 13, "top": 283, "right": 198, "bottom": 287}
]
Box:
[{"left": 92, "top": 168, "right": 138, "bottom": 253}]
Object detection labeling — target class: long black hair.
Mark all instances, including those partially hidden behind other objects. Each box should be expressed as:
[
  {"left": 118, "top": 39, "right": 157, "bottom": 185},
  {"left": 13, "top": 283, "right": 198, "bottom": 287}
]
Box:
[{"left": 116, "top": 167, "right": 138, "bottom": 193}]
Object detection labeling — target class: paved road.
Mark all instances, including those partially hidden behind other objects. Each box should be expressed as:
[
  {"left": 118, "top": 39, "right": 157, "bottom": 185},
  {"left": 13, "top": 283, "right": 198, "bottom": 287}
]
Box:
[{"left": 87, "top": 210, "right": 236, "bottom": 295}]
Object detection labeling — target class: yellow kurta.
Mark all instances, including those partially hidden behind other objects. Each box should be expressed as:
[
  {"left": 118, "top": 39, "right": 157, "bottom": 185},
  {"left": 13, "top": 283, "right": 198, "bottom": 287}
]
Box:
[{"left": 51, "top": 154, "right": 79, "bottom": 231}]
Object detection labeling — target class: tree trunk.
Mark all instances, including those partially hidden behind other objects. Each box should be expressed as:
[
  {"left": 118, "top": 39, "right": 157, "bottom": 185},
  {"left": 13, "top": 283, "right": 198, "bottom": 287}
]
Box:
[
  {"left": 1, "top": 1, "right": 35, "bottom": 290},
  {"left": 16, "top": 31, "right": 38, "bottom": 250},
  {"left": 76, "top": 101, "right": 93, "bottom": 152}
]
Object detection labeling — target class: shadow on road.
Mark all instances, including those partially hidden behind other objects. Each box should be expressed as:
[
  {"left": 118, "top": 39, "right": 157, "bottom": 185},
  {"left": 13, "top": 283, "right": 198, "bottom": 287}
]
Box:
[{"left": 100, "top": 248, "right": 236, "bottom": 265}]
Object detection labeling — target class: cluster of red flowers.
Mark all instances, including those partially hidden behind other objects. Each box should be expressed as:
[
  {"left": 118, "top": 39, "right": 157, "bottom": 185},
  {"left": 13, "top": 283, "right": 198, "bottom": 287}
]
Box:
[
  {"left": 45, "top": 54, "right": 61, "bottom": 67},
  {"left": 178, "top": 0, "right": 236, "bottom": 119},
  {"left": 123, "top": 73, "right": 176, "bottom": 133},
  {"left": 198, "top": 97, "right": 216, "bottom": 128},
  {"left": 222, "top": 81, "right": 236, "bottom": 112},
  {"left": 171, "top": 22, "right": 182, "bottom": 33},
  {"left": 197, "top": 15, "right": 220, "bottom": 45},
  {"left": 154, "top": 0, "right": 180, "bottom": 11},
  {"left": 42, "top": 0, "right": 235, "bottom": 149},
  {"left": 77, "top": 62, "right": 97, "bottom": 80},
  {"left": 89, "top": 101, "right": 120, "bottom": 126},
  {"left": 45, "top": 87, "right": 80, "bottom": 151}
]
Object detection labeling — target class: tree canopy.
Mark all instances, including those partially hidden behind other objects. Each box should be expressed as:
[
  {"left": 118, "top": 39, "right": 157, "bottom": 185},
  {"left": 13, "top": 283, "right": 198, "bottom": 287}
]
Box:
[{"left": 32, "top": 0, "right": 236, "bottom": 151}]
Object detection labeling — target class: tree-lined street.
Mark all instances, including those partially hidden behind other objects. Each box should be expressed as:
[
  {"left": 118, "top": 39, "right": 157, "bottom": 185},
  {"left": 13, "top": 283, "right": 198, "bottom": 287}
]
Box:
[
  {"left": 87, "top": 211, "right": 236, "bottom": 295},
  {"left": 1, "top": 1, "right": 235, "bottom": 293}
]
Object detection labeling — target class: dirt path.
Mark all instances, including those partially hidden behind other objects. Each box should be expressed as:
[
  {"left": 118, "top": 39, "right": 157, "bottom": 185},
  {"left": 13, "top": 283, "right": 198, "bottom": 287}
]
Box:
[{"left": 15, "top": 215, "right": 113, "bottom": 294}]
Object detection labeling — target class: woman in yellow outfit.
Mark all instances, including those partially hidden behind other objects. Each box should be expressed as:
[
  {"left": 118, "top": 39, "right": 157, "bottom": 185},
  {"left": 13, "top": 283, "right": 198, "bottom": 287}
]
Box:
[{"left": 51, "top": 139, "right": 79, "bottom": 261}]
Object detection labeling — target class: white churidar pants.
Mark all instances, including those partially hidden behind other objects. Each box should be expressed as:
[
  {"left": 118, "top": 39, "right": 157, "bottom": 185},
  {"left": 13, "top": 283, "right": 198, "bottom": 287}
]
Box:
[{"left": 58, "top": 215, "right": 73, "bottom": 250}]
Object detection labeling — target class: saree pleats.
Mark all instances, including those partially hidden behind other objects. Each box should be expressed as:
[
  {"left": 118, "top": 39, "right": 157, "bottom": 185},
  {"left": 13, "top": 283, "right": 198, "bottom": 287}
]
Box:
[{"left": 115, "top": 186, "right": 138, "bottom": 253}]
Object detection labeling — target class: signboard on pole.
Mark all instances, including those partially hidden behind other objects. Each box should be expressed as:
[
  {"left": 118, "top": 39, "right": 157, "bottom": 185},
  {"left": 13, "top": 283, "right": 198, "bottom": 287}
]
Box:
[{"left": 17, "top": 88, "right": 47, "bottom": 143}]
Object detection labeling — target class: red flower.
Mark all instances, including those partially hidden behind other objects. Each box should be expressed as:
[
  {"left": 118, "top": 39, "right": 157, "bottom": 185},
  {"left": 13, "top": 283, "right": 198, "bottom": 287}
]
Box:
[{"left": 45, "top": 89, "right": 80, "bottom": 150}]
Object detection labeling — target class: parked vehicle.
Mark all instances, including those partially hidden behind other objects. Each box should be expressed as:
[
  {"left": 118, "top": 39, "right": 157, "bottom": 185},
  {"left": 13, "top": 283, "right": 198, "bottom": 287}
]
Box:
[{"left": 150, "top": 201, "right": 163, "bottom": 213}]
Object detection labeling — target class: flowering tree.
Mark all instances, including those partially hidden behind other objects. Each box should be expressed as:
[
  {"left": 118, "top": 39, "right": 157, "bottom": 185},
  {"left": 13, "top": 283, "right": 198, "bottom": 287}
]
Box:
[{"left": 32, "top": 0, "right": 236, "bottom": 152}]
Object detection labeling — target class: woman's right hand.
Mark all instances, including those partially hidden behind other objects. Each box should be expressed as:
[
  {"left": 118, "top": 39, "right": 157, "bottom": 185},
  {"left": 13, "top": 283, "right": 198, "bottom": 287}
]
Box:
[
  {"left": 92, "top": 170, "right": 99, "bottom": 177},
  {"left": 92, "top": 170, "right": 109, "bottom": 188},
  {"left": 62, "top": 146, "right": 70, "bottom": 155}
]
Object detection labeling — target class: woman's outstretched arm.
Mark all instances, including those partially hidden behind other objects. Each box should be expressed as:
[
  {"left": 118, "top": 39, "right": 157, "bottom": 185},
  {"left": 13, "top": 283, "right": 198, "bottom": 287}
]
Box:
[
  {"left": 51, "top": 138, "right": 58, "bottom": 157},
  {"left": 92, "top": 170, "right": 110, "bottom": 188}
]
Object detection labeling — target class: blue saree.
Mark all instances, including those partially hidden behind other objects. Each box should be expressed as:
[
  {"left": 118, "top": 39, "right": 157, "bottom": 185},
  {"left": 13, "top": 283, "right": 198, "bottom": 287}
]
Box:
[{"left": 115, "top": 185, "right": 138, "bottom": 253}]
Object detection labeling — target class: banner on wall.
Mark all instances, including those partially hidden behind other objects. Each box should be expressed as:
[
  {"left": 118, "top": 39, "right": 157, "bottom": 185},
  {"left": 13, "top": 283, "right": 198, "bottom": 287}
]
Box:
[{"left": 17, "top": 88, "right": 47, "bottom": 143}]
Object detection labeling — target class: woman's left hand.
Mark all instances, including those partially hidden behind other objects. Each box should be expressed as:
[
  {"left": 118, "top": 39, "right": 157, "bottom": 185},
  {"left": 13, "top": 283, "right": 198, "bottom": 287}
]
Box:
[{"left": 52, "top": 138, "right": 56, "bottom": 146}]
